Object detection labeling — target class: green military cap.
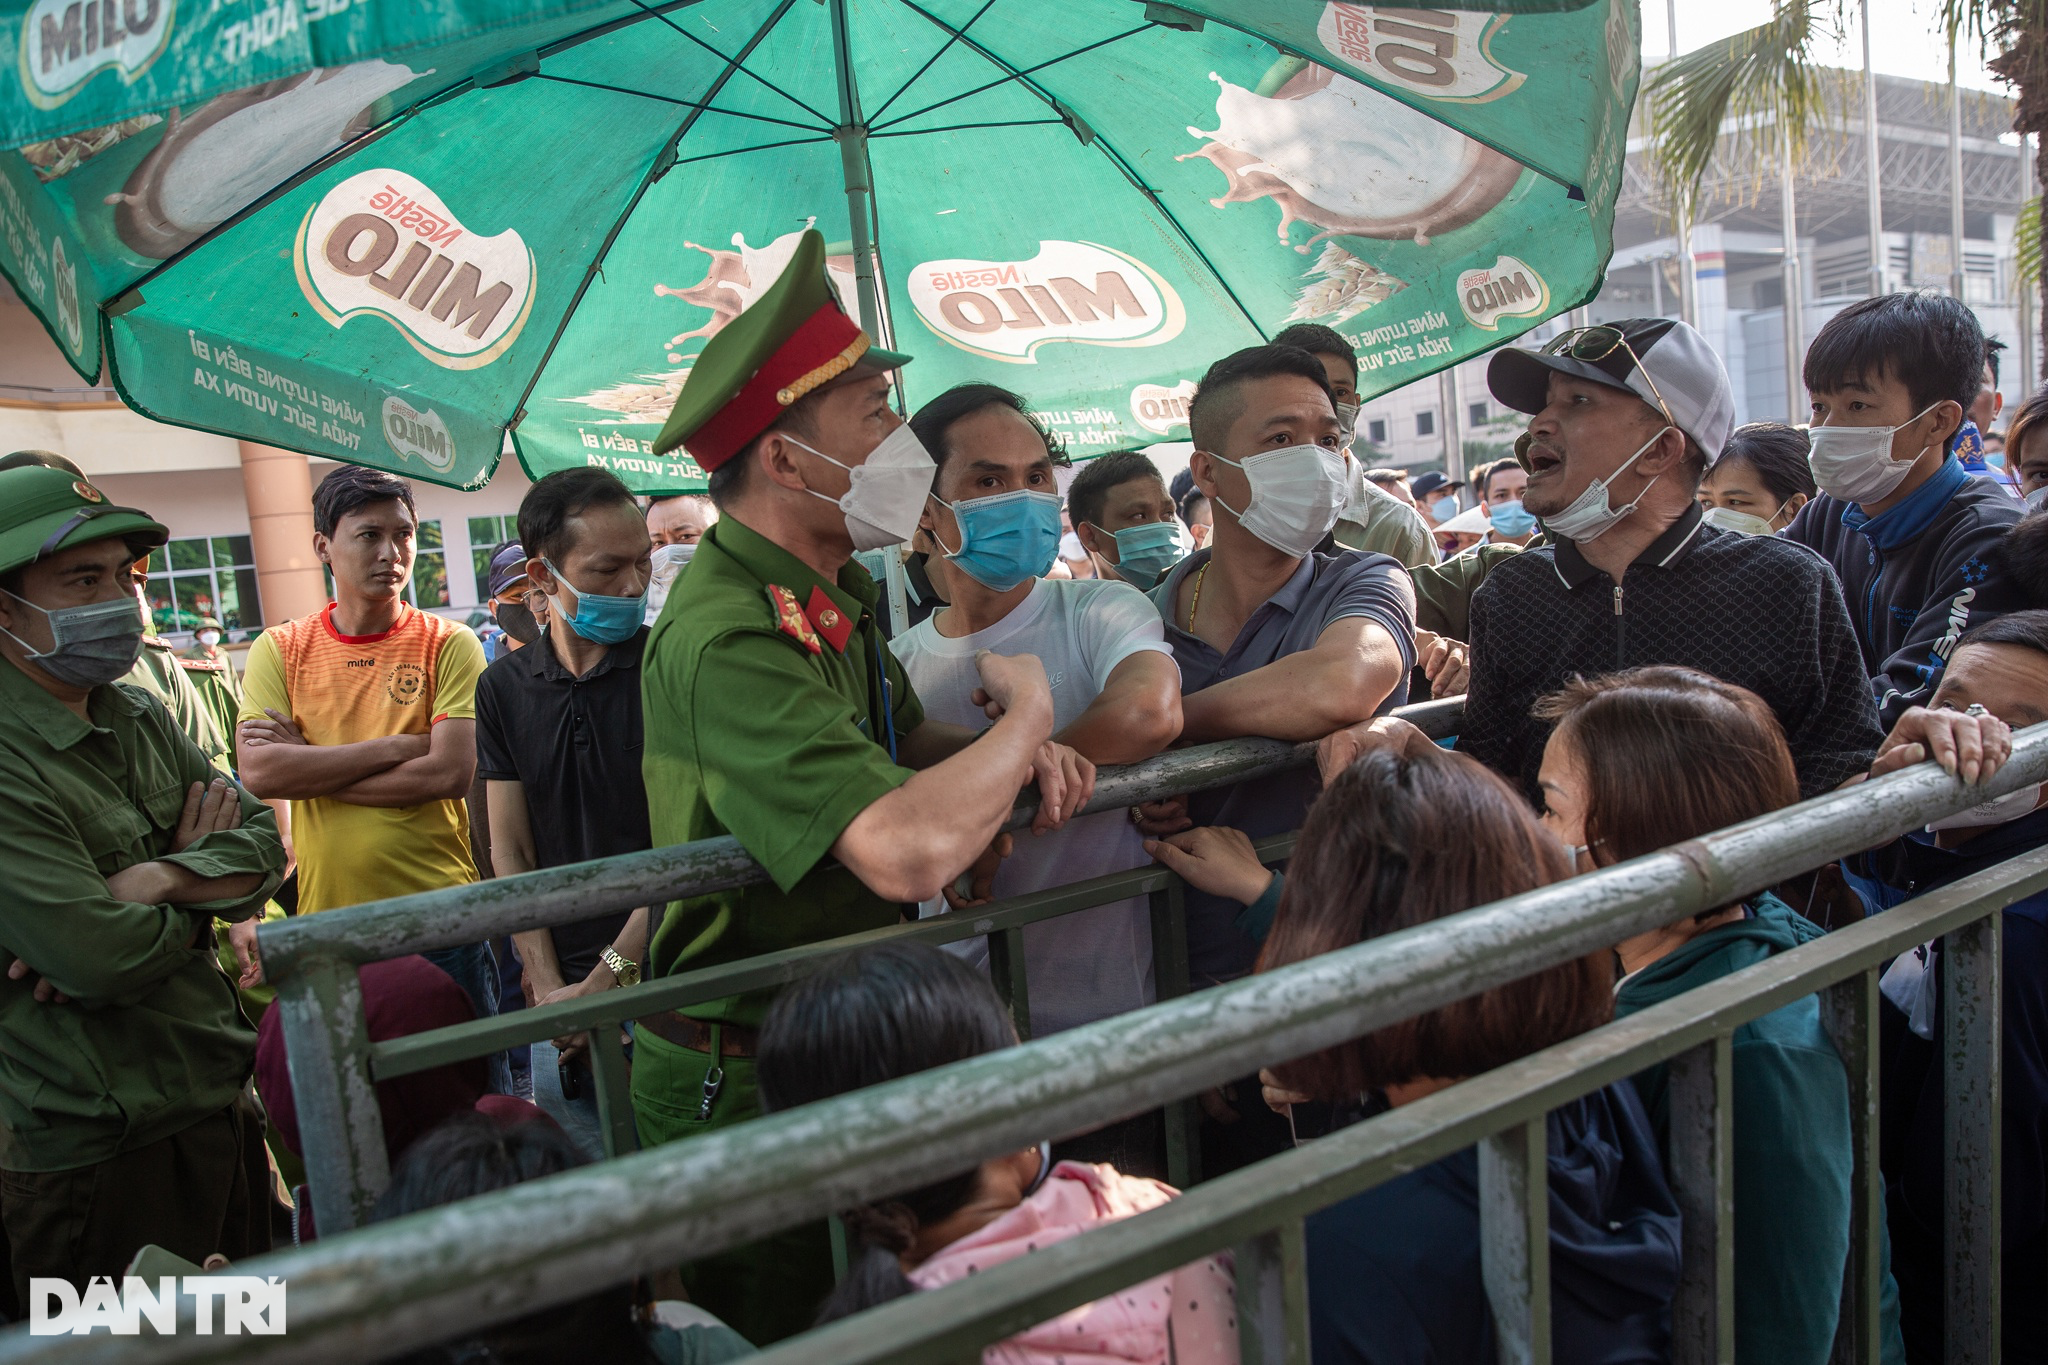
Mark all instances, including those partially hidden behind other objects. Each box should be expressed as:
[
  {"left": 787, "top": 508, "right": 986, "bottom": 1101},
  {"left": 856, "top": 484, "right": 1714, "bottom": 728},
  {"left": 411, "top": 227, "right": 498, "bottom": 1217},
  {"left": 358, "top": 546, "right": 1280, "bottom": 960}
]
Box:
[
  {"left": 197, "top": 615, "right": 223, "bottom": 630},
  {"left": 652, "top": 229, "right": 910, "bottom": 468},
  {"left": 0, "top": 465, "right": 167, "bottom": 578}
]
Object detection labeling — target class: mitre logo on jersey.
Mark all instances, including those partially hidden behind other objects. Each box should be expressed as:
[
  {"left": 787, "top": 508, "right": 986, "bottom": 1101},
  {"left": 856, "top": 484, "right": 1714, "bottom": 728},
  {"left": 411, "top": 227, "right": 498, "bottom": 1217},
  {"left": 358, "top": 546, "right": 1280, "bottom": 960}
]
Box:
[
  {"left": 382, "top": 396, "right": 454, "bottom": 471},
  {"left": 1457, "top": 256, "right": 1548, "bottom": 330},
  {"left": 19, "top": 0, "right": 174, "bottom": 108},
  {"left": 1130, "top": 380, "right": 1197, "bottom": 436},
  {"left": 1316, "top": 5, "right": 1523, "bottom": 103},
  {"left": 295, "top": 169, "right": 534, "bottom": 370},
  {"left": 907, "top": 241, "right": 1185, "bottom": 363}
]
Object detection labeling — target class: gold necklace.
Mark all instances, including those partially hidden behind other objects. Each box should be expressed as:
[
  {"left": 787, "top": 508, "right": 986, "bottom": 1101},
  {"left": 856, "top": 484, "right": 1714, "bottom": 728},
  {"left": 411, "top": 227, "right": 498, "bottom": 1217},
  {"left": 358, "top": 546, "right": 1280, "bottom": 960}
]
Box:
[{"left": 1186, "top": 562, "right": 1208, "bottom": 632}]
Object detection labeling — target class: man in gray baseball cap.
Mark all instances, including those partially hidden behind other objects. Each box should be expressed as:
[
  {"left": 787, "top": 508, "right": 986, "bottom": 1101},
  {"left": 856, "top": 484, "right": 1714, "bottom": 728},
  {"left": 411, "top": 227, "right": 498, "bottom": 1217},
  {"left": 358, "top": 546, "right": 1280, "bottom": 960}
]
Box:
[{"left": 1433, "top": 317, "right": 1885, "bottom": 802}]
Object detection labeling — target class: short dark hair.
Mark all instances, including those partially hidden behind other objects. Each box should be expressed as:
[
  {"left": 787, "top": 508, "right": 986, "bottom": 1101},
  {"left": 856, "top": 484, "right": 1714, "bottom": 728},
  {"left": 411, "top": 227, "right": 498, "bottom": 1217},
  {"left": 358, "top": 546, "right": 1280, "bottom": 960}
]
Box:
[
  {"left": 517, "top": 467, "right": 638, "bottom": 565},
  {"left": 759, "top": 942, "right": 1016, "bottom": 1326},
  {"left": 370, "top": 1114, "right": 650, "bottom": 1365},
  {"left": 1803, "top": 293, "right": 1984, "bottom": 433},
  {"left": 1532, "top": 666, "right": 1799, "bottom": 868},
  {"left": 312, "top": 466, "right": 415, "bottom": 537},
  {"left": 1270, "top": 323, "right": 1357, "bottom": 377},
  {"left": 707, "top": 394, "right": 823, "bottom": 510},
  {"left": 1257, "top": 745, "right": 1608, "bottom": 1101},
  {"left": 1958, "top": 604, "right": 2048, "bottom": 653},
  {"left": 908, "top": 383, "right": 1069, "bottom": 484},
  {"left": 1067, "top": 450, "right": 1164, "bottom": 531},
  {"left": 1717, "top": 422, "right": 1817, "bottom": 504},
  {"left": 1364, "top": 467, "right": 1409, "bottom": 487},
  {"left": 1470, "top": 459, "right": 1503, "bottom": 500},
  {"left": 1986, "top": 336, "right": 2008, "bottom": 388},
  {"left": 1187, "top": 345, "right": 1336, "bottom": 453}
]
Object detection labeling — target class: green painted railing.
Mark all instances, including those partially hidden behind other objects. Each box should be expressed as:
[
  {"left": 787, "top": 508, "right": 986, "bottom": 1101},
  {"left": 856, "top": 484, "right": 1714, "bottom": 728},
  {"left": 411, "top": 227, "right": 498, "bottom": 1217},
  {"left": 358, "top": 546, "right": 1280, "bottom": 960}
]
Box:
[
  {"left": 5, "top": 719, "right": 2042, "bottom": 1365},
  {"left": 263, "top": 695, "right": 1464, "bottom": 1237}
]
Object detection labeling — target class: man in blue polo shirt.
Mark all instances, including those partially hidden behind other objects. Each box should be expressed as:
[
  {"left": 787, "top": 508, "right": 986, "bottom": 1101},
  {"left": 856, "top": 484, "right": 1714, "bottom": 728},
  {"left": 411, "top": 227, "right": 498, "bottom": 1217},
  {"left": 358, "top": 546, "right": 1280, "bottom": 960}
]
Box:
[
  {"left": 1141, "top": 343, "right": 1414, "bottom": 1172},
  {"left": 1790, "top": 294, "right": 2024, "bottom": 724}
]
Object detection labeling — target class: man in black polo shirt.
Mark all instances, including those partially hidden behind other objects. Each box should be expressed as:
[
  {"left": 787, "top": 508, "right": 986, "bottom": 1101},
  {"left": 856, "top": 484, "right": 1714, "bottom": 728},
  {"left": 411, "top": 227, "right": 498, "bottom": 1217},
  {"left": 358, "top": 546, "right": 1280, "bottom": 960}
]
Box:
[
  {"left": 475, "top": 468, "right": 654, "bottom": 1157},
  {"left": 1458, "top": 317, "right": 1882, "bottom": 798}
]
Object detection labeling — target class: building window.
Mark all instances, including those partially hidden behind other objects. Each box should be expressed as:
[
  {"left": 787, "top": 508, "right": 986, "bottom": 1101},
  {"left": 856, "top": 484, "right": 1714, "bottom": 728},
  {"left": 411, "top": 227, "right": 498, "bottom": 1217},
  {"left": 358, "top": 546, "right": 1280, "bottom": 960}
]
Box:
[
  {"left": 469, "top": 515, "right": 519, "bottom": 601},
  {"left": 143, "top": 536, "right": 261, "bottom": 641},
  {"left": 408, "top": 520, "right": 450, "bottom": 609},
  {"left": 1416, "top": 410, "right": 1436, "bottom": 437},
  {"left": 1468, "top": 402, "right": 1488, "bottom": 427},
  {"left": 1366, "top": 418, "right": 1388, "bottom": 445}
]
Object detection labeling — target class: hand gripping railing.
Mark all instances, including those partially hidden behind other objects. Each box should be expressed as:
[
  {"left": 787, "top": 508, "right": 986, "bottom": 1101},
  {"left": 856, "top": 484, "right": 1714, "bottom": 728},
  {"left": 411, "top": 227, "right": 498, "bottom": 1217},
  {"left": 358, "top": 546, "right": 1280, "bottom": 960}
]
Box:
[
  {"left": 7, "top": 723, "right": 2043, "bottom": 1364},
  {"left": 264, "top": 697, "right": 1466, "bottom": 1236}
]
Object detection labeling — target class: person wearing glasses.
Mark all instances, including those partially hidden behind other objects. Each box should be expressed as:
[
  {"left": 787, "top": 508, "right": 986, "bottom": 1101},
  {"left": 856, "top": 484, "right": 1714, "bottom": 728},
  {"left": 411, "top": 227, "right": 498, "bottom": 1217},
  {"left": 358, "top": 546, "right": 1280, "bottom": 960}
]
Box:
[
  {"left": 1455, "top": 317, "right": 1883, "bottom": 801},
  {"left": 1785, "top": 294, "right": 2025, "bottom": 727}
]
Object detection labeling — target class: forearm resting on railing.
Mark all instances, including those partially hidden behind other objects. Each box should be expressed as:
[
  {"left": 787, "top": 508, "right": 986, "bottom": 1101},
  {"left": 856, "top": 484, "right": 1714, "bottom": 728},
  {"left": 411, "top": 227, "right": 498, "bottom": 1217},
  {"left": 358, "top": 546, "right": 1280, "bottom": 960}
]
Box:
[{"left": 833, "top": 697, "right": 1054, "bottom": 903}]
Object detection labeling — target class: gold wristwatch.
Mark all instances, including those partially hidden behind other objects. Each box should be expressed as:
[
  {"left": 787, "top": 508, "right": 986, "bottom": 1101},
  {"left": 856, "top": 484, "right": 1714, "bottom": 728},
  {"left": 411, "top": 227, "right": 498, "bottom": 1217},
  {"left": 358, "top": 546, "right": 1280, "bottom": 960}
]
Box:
[{"left": 601, "top": 946, "right": 641, "bottom": 988}]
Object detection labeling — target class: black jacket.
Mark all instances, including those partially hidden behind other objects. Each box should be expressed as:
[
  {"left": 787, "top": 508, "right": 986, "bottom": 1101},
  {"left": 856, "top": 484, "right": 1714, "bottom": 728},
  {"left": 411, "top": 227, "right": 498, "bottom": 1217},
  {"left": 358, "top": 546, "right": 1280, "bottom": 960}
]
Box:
[
  {"left": 1784, "top": 456, "right": 2024, "bottom": 725},
  {"left": 1460, "top": 502, "right": 1883, "bottom": 798}
]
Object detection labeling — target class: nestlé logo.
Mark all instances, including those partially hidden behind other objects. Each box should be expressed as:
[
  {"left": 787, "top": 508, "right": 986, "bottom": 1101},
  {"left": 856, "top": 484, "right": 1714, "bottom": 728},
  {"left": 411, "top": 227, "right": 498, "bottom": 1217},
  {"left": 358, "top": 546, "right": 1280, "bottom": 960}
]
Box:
[
  {"left": 1129, "top": 380, "right": 1198, "bottom": 437},
  {"left": 1316, "top": 5, "right": 1523, "bottom": 103},
  {"left": 907, "top": 241, "right": 1184, "bottom": 363},
  {"left": 18, "top": 0, "right": 173, "bottom": 109},
  {"left": 1456, "top": 255, "right": 1548, "bottom": 331},
  {"left": 295, "top": 169, "right": 534, "bottom": 370},
  {"left": 382, "top": 395, "right": 455, "bottom": 471}
]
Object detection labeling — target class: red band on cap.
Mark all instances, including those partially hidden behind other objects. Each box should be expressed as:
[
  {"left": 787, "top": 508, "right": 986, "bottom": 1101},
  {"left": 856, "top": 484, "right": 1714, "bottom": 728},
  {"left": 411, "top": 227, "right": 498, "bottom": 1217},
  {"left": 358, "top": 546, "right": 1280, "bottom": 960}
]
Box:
[{"left": 687, "top": 304, "right": 869, "bottom": 472}]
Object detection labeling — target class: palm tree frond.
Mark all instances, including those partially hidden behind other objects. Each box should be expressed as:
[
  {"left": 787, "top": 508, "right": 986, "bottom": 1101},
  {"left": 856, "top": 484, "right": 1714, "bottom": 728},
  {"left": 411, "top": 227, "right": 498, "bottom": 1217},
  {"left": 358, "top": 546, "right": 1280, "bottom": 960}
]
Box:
[{"left": 1641, "top": 1, "right": 1837, "bottom": 221}]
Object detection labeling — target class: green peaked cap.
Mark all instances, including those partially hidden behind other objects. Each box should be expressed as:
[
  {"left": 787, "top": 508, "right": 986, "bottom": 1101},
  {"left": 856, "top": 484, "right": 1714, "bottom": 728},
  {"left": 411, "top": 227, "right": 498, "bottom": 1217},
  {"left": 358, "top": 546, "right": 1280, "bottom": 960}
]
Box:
[{"left": 651, "top": 229, "right": 911, "bottom": 466}]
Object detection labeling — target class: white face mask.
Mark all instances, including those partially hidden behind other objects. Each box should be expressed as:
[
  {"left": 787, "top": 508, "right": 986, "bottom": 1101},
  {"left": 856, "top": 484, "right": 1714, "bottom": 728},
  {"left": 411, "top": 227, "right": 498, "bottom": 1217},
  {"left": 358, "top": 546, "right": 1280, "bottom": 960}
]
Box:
[
  {"left": 1544, "top": 426, "right": 1668, "bottom": 542},
  {"left": 1208, "top": 443, "right": 1348, "bottom": 558},
  {"left": 1807, "top": 402, "right": 1939, "bottom": 505},
  {"left": 1334, "top": 400, "right": 1361, "bottom": 439},
  {"left": 196, "top": 629, "right": 222, "bottom": 647},
  {"left": 1926, "top": 782, "right": 2045, "bottom": 831},
  {"left": 1701, "top": 505, "right": 1780, "bottom": 538},
  {"left": 788, "top": 424, "right": 937, "bottom": 551}
]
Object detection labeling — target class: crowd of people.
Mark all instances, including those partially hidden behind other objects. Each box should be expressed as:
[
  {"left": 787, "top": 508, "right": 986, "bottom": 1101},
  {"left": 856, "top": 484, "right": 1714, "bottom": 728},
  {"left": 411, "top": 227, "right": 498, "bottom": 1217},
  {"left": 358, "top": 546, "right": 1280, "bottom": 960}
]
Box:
[{"left": 2, "top": 223, "right": 2047, "bottom": 1364}]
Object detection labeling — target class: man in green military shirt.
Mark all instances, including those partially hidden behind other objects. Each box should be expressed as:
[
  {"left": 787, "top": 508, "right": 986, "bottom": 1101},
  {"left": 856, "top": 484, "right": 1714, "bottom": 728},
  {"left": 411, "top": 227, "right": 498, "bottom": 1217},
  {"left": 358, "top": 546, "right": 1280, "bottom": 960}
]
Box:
[
  {"left": 636, "top": 231, "right": 1094, "bottom": 1341},
  {"left": 0, "top": 466, "right": 287, "bottom": 1312}
]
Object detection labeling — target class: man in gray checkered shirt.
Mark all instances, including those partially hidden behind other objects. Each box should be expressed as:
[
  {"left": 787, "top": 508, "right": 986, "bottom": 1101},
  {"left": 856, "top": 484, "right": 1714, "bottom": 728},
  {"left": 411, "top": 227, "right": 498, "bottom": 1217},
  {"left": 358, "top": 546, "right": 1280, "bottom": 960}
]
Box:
[{"left": 1457, "top": 318, "right": 1882, "bottom": 799}]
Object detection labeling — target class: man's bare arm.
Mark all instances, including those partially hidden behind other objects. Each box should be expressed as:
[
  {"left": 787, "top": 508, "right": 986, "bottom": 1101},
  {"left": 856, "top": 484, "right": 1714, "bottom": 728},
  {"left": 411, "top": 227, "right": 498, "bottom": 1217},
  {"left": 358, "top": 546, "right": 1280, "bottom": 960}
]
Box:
[
  {"left": 1178, "top": 619, "right": 1406, "bottom": 745},
  {"left": 326, "top": 720, "right": 478, "bottom": 808}
]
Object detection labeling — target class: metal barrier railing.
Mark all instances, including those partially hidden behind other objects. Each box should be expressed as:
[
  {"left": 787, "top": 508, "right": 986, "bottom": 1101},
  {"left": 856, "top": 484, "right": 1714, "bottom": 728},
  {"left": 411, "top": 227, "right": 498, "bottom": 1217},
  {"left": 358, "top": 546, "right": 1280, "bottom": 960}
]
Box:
[
  {"left": 266, "top": 697, "right": 1465, "bottom": 1235},
  {"left": 5, "top": 721, "right": 2041, "bottom": 1365}
]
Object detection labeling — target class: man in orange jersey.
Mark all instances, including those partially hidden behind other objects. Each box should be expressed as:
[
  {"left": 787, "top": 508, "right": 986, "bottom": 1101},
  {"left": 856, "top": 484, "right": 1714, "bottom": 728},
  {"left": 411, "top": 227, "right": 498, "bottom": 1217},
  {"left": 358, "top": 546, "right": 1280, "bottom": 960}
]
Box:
[{"left": 234, "top": 468, "right": 497, "bottom": 1053}]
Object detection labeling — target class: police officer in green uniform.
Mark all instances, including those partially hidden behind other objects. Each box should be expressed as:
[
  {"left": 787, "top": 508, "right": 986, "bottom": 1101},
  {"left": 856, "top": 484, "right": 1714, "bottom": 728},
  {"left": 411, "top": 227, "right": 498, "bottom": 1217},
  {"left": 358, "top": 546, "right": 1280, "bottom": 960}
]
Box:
[
  {"left": 0, "top": 466, "right": 286, "bottom": 1311},
  {"left": 633, "top": 231, "right": 1096, "bottom": 1342}
]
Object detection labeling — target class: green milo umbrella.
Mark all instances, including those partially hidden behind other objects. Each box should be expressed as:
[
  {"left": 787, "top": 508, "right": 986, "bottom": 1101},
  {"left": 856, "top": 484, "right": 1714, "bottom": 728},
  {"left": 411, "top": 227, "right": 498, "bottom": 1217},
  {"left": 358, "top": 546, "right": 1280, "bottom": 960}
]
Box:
[{"left": 0, "top": 0, "right": 1640, "bottom": 494}]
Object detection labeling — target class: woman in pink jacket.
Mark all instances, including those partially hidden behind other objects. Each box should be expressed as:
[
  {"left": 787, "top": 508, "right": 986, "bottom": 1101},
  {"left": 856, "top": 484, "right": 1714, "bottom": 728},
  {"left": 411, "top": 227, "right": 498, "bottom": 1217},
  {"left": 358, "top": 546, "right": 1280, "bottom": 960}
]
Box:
[{"left": 756, "top": 941, "right": 1240, "bottom": 1365}]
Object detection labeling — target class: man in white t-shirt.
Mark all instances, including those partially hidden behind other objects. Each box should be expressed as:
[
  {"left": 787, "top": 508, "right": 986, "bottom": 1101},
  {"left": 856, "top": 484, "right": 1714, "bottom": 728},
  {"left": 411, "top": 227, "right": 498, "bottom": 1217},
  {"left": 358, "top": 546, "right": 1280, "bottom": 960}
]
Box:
[{"left": 898, "top": 383, "right": 1183, "bottom": 1049}]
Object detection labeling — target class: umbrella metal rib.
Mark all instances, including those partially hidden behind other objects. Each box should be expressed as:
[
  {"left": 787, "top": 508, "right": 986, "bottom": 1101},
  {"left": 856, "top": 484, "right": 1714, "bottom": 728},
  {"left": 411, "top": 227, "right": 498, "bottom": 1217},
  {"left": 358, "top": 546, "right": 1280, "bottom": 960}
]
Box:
[
  {"left": 624, "top": 0, "right": 839, "bottom": 129},
  {"left": 863, "top": 0, "right": 1001, "bottom": 127},
  {"left": 870, "top": 20, "right": 1158, "bottom": 134},
  {"left": 530, "top": 74, "right": 837, "bottom": 133}
]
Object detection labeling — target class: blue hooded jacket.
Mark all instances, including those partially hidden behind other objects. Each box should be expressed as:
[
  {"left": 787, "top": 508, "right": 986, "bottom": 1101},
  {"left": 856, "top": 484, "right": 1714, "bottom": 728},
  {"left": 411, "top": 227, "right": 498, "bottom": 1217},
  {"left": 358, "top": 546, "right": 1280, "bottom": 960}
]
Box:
[{"left": 1305, "top": 1082, "right": 1681, "bottom": 1364}]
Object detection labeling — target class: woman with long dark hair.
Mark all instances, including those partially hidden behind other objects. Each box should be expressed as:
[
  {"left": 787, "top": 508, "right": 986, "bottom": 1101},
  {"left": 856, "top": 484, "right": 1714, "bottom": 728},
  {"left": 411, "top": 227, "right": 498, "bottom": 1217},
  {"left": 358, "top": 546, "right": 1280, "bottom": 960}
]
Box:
[
  {"left": 1258, "top": 741, "right": 1681, "bottom": 1365},
  {"left": 1533, "top": 665, "right": 1905, "bottom": 1364},
  {"left": 755, "top": 941, "right": 1239, "bottom": 1363}
]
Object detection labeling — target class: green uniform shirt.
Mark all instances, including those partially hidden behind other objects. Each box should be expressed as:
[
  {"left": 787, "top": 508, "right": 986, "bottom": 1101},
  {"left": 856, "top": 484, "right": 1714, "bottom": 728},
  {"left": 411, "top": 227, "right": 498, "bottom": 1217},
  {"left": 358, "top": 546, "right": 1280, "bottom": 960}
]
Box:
[
  {"left": 0, "top": 659, "right": 286, "bottom": 1172},
  {"left": 642, "top": 517, "right": 924, "bottom": 1026},
  {"left": 124, "top": 636, "right": 230, "bottom": 773}
]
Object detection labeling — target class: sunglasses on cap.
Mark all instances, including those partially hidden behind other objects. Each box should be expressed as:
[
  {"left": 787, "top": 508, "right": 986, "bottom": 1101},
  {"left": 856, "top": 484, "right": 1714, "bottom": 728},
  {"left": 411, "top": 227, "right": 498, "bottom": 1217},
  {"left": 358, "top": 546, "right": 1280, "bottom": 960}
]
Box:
[{"left": 1540, "top": 325, "right": 1679, "bottom": 433}]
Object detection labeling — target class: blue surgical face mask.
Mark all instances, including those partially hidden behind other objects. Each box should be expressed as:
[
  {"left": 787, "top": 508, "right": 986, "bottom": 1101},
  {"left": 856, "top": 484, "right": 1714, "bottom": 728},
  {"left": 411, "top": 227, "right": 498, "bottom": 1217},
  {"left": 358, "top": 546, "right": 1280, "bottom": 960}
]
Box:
[
  {"left": 932, "top": 489, "right": 1062, "bottom": 591},
  {"left": 1093, "top": 519, "right": 1188, "bottom": 586},
  {"left": 543, "top": 558, "right": 647, "bottom": 645},
  {"left": 1489, "top": 499, "right": 1538, "bottom": 537},
  {"left": 1425, "top": 495, "right": 1458, "bottom": 524}
]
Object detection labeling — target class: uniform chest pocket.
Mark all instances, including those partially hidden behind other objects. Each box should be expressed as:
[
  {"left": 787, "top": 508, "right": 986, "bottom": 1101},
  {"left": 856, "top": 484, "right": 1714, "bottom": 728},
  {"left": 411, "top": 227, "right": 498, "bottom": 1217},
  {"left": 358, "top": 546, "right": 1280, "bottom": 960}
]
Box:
[{"left": 72, "top": 747, "right": 189, "bottom": 873}]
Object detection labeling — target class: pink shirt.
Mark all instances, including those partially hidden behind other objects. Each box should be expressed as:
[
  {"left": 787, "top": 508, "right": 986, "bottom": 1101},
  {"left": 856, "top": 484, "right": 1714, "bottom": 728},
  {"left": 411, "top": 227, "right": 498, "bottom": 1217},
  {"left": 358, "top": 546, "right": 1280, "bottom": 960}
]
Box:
[{"left": 907, "top": 1161, "right": 1241, "bottom": 1365}]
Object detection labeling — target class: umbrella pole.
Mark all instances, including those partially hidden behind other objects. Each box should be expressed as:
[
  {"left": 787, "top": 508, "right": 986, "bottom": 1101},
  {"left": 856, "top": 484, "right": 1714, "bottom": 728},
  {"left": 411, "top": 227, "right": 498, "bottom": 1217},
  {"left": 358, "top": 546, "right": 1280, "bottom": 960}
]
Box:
[{"left": 829, "top": 0, "right": 884, "bottom": 341}]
